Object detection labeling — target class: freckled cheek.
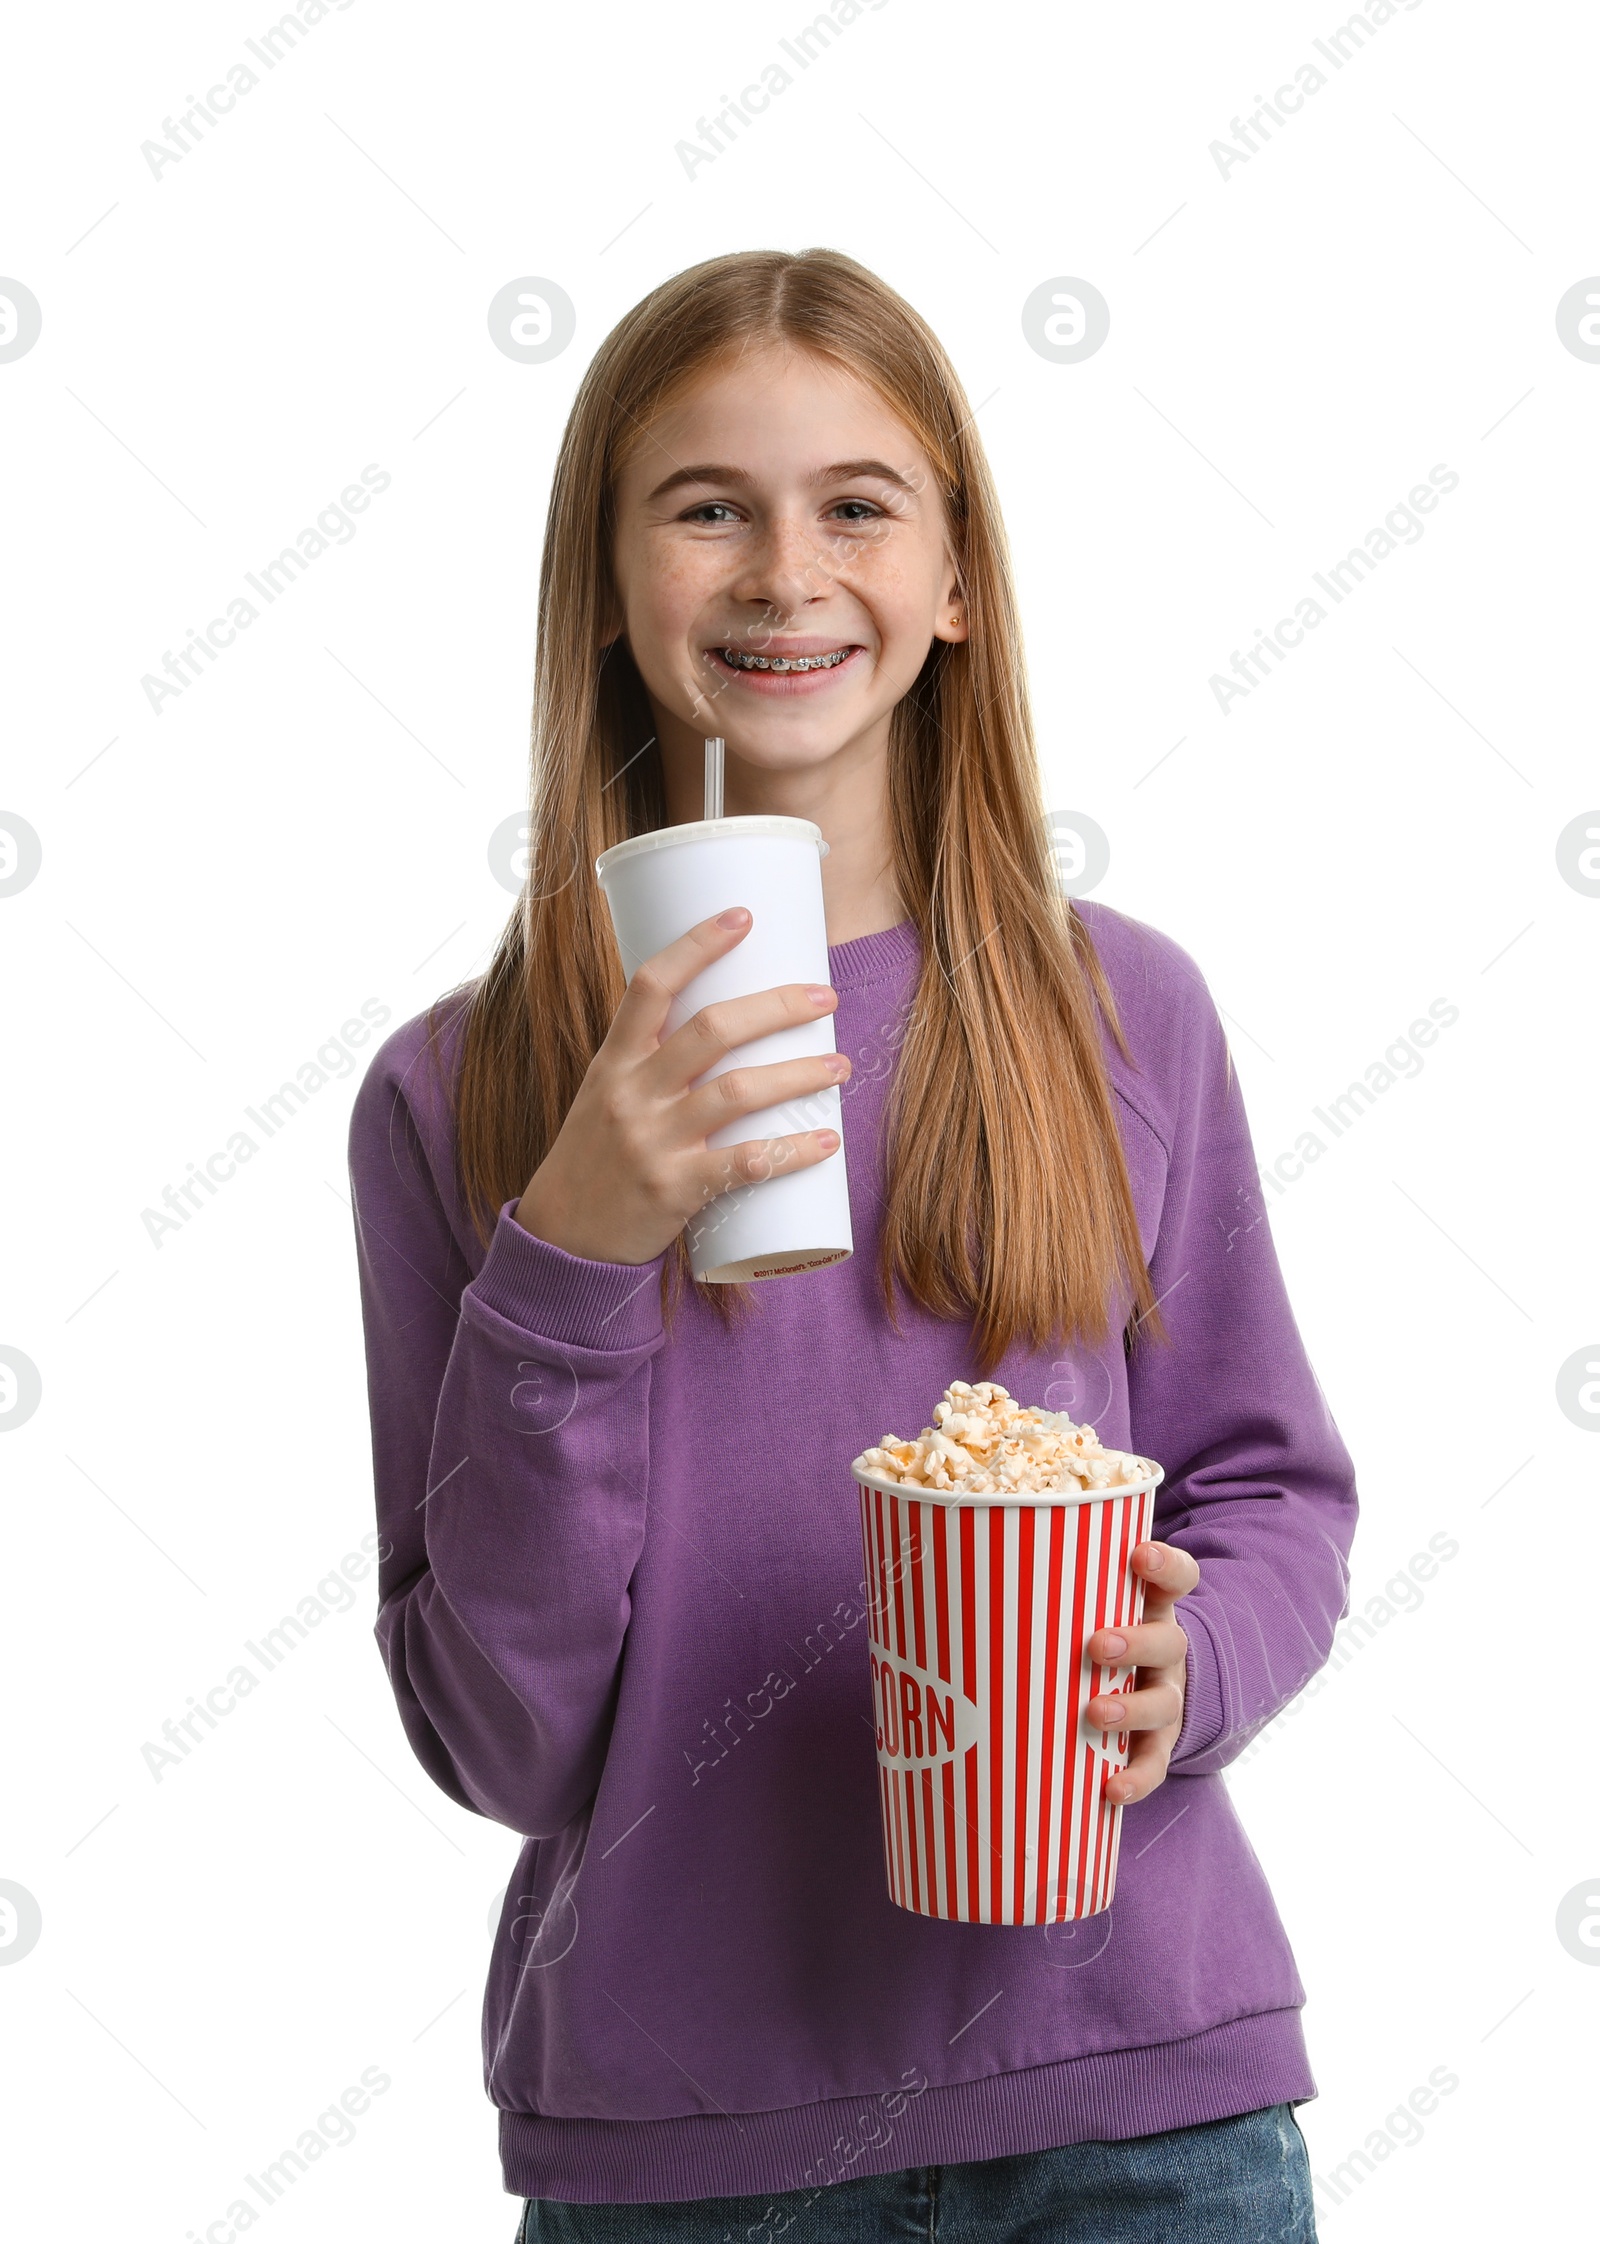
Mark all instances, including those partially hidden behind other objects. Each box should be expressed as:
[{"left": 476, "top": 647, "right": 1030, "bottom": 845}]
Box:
[
  {"left": 619, "top": 542, "right": 724, "bottom": 653},
  {"left": 839, "top": 547, "right": 940, "bottom": 646}
]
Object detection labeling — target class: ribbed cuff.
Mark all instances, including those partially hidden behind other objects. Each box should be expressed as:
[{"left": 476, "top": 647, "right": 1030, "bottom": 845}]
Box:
[
  {"left": 1170, "top": 1601, "right": 1227, "bottom": 1768},
  {"left": 467, "top": 1200, "right": 666, "bottom": 1352}
]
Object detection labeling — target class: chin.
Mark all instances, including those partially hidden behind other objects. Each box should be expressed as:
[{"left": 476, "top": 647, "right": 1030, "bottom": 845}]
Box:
[
  {"left": 721, "top": 734, "right": 853, "bottom": 773},
  {"left": 728, "top": 704, "right": 881, "bottom": 753}
]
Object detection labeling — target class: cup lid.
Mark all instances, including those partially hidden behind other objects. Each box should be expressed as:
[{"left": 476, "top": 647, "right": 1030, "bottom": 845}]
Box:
[{"left": 595, "top": 815, "right": 829, "bottom": 879}]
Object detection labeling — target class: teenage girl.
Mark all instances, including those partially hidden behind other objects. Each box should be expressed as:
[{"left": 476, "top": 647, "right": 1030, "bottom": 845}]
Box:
[{"left": 348, "top": 248, "right": 1357, "bottom": 2242}]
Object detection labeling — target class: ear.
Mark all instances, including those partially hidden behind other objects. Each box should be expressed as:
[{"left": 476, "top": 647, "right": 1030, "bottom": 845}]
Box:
[{"left": 932, "top": 573, "right": 969, "bottom": 645}]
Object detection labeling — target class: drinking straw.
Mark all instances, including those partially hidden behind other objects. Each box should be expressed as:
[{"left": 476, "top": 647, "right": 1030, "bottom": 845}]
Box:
[{"left": 703, "top": 735, "right": 724, "bottom": 821}]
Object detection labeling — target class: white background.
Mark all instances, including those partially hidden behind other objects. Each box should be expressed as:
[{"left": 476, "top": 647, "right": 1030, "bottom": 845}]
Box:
[{"left": 3, "top": 0, "right": 1596, "bottom": 2236}]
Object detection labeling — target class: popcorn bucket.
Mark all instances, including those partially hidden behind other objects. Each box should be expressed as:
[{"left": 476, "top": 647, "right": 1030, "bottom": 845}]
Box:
[{"left": 852, "top": 1462, "right": 1163, "bottom": 1925}]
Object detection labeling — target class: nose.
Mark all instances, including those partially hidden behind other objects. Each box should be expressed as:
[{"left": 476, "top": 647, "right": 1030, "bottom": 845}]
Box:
[{"left": 728, "top": 510, "right": 841, "bottom": 629}]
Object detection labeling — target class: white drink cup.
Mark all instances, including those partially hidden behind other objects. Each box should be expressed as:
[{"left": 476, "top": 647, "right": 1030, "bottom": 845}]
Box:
[{"left": 594, "top": 816, "right": 853, "bottom": 1284}]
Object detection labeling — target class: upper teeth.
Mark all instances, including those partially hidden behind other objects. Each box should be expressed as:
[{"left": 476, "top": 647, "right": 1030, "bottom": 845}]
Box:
[{"left": 722, "top": 647, "right": 851, "bottom": 672}]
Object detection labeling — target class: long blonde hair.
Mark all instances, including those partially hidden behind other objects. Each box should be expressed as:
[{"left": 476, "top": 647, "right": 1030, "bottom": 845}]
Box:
[{"left": 437, "top": 248, "right": 1164, "bottom": 1372}]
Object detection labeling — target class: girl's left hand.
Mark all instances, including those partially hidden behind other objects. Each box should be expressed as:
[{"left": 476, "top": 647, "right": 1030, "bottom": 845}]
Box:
[{"left": 1086, "top": 1540, "right": 1202, "bottom": 1807}]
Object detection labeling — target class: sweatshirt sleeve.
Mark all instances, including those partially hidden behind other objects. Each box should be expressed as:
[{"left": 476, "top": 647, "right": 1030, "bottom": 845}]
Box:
[
  {"left": 1121, "top": 937, "right": 1360, "bottom": 1777},
  {"left": 347, "top": 1024, "right": 667, "bottom": 1838}
]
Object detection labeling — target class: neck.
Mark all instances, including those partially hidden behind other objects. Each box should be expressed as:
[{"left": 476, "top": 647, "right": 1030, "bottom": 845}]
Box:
[{"left": 658, "top": 722, "right": 906, "bottom": 948}]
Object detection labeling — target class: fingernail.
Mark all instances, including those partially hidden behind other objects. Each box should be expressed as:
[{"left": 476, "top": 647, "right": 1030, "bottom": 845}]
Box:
[
  {"left": 806, "top": 983, "right": 837, "bottom": 1006},
  {"left": 1100, "top": 1633, "right": 1127, "bottom": 1658},
  {"left": 717, "top": 907, "right": 750, "bottom": 928},
  {"left": 824, "top": 1054, "right": 850, "bottom": 1079},
  {"left": 815, "top": 1130, "right": 840, "bottom": 1150}
]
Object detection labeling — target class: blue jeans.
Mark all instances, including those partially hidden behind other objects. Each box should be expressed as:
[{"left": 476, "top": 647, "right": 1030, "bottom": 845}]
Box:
[{"left": 514, "top": 2101, "right": 1318, "bottom": 2241}]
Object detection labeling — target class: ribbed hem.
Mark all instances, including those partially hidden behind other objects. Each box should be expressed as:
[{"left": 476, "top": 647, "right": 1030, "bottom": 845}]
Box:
[
  {"left": 1171, "top": 1600, "right": 1228, "bottom": 1767},
  {"left": 826, "top": 918, "right": 919, "bottom": 990},
  {"left": 497, "top": 2008, "right": 1314, "bottom": 2205},
  {"left": 467, "top": 1202, "right": 665, "bottom": 1351}
]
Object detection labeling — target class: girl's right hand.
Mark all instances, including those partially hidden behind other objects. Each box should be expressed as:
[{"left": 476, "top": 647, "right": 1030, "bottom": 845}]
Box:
[{"left": 512, "top": 905, "right": 850, "bottom": 1266}]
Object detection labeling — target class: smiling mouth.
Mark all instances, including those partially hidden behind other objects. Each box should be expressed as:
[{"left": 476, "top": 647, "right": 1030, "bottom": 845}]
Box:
[{"left": 712, "top": 645, "right": 858, "bottom": 673}]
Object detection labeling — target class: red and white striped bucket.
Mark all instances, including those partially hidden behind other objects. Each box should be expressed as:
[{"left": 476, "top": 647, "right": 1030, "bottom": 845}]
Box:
[{"left": 853, "top": 1463, "right": 1163, "bottom": 1925}]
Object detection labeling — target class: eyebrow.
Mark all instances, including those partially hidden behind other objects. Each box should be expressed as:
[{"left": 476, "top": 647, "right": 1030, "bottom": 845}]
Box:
[{"left": 644, "top": 458, "right": 919, "bottom": 503}]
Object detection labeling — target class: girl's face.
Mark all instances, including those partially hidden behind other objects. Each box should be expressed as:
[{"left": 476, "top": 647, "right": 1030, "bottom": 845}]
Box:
[{"left": 608, "top": 344, "right": 968, "bottom": 779}]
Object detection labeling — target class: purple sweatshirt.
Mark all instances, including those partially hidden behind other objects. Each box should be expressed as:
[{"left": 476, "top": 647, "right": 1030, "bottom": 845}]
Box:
[{"left": 346, "top": 902, "right": 1359, "bottom": 2207}]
